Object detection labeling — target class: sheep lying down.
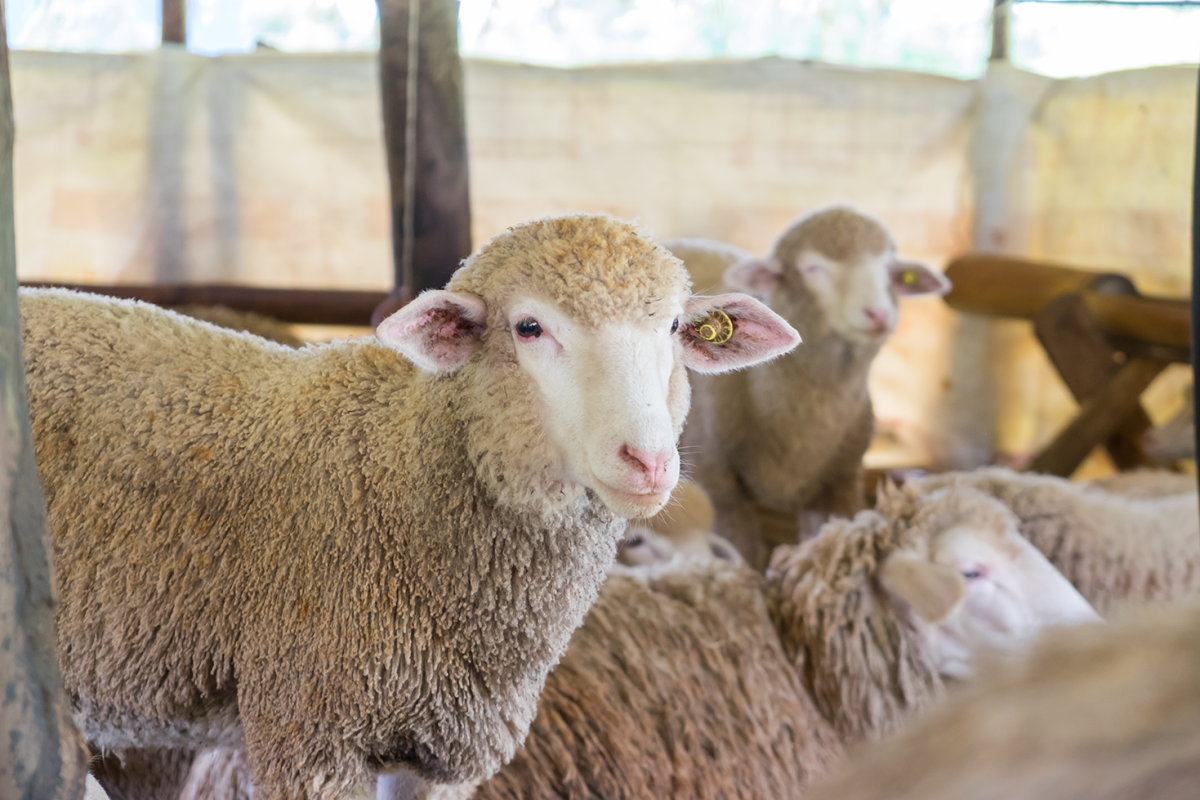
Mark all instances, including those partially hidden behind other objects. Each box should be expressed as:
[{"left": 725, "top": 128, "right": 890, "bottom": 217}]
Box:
[
  {"left": 471, "top": 485, "right": 1100, "bottom": 800},
  {"left": 617, "top": 478, "right": 743, "bottom": 566},
  {"left": 22, "top": 214, "right": 801, "bottom": 800},
  {"left": 805, "top": 600, "right": 1200, "bottom": 800},
  {"left": 910, "top": 467, "right": 1200, "bottom": 615}
]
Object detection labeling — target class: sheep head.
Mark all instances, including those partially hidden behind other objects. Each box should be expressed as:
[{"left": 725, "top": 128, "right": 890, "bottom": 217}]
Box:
[
  {"left": 767, "top": 484, "right": 1099, "bottom": 742},
  {"left": 377, "top": 214, "right": 800, "bottom": 519},
  {"left": 723, "top": 206, "right": 949, "bottom": 345}
]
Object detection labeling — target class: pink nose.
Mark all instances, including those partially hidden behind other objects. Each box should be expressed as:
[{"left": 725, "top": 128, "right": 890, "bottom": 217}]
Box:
[
  {"left": 619, "top": 445, "right": 672, "bottom": 486},
  {"left": 863, "top": 307, "right": 889, "bottom": 325}
]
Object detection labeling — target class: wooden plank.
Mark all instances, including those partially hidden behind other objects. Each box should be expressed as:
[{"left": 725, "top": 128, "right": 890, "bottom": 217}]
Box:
[
  {"left": 1029, "top": 358, "right": 1168, "bottom": 477},
  {"left": 1034, "top": 293, "right": 1155, "bottom": 471},
  {"left": 1084, "top": 292, "right": 1192, "bottom": 351},
  {"left": 21, "top": 282, "right": 388, "bottom": 326},
  {"left": 944, "top": 254, "right": 1135, "bottom": 320},
  {"left": 0, "top": 2, "right": 89, "bottom": 793},
  {"left": 377, "top": 0, "right": 471, "bottom": 298},
  {"left": 162, "top": 0, "right": 186, "bottom": 45}
]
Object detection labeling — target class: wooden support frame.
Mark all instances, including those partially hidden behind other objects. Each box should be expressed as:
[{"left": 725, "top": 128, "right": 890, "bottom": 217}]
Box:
[
  {"left": 162, "top": 0, "right": 186, "bottom": 45},
  {"left": 0, "top": 2, "right": 89, "bottom": 794},
  {"left": 377, "top": 0, "right": 471, "bottom": 303}
]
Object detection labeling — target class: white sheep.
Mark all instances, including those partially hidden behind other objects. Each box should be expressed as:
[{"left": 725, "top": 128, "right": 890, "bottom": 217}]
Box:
[
  {"left": 1142, "top": 386, "right": 1195, "bottom": 464},
  {"left": 804, "top": 600, "right": 1200, "bottom": 800},
  {"left": 616, "top": 478, "right": 743, "bottom": 566},
  {"left": 911, "top": 467, "right": 1200, "bottom": 615},
  {"left": 22, "top": 214, "right": 800, "bottom": 800},
  {"left": 668, "top": 206, "right": 950, "bottom": 567},
  {"left": 469, "top": 484, "right": 1100, "bottom": 799}
]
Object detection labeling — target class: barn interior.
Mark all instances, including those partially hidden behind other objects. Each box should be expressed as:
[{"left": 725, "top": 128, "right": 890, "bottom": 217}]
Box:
[{"left": 1, "top": 2, "right": 1198, "bottom": 799}]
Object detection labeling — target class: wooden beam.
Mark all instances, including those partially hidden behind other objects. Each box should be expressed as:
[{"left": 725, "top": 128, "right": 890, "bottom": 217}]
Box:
[
  {"left": 944, "top": 254, "right": 1136, "bottom": 320},
  {"left": 21, "top": 282, "right": 388, "bottom": 327},
  {"left": 0, "top": 0, "right": 89, "bottom": 793},
  {"left": 162, "top": 0, "right": 186, "bottom": 45},
  {"left": 377, "top": 0, "right": 471, "bottom": 299},
  {"left": 1028, "top": 357, "right": 1168, "bottom": 477}
]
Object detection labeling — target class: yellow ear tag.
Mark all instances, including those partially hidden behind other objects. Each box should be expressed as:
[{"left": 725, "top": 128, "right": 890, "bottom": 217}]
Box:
[
  {"left": 694, "top": 310, "right": 734, "bottom": 344},
  {"left": 901, "top": 270, "right": 918, "bottom": 286}
]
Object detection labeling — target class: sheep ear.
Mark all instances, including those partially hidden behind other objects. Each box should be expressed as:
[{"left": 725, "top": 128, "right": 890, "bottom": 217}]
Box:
[
  {"left": 680, "top": 293, "right": 800, "bottom": 374},
  {"left": 890, "top": 261, "right": 951, "bottom": 296},
  {"left": 878, "top": 553, "right": 966, "bottom": 624},
  {"left": 376, "top": 290, "right": 487, "bottom": 372},
  {"left": 723, "top": 257, "right": 783, "bottom": 295}
]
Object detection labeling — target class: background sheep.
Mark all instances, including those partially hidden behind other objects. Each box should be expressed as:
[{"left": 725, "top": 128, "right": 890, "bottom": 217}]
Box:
[
  {"left": 617, "top": 478, "right": 742, "bottom": 566},
  {"left": 172, "top": 304, "right": 306, "bottom": 348},
  {"left": 911, "top": 467, "right": 1200, "bottom": 615},
  {"left": 668, "top": 206, "right": 951, "bottom": 568},
  {"left": 1089, "top": 469, "right": 1196, "bottom": 499},
  {"left": 805, "top": 600, "right": 1200, "bottom": 800},
  {"left": 23, "top": 214, "right": 800, "bottom": 800},
  {"left": 472, "top": 484, "right": 1100, "bottom": 800},
  {"left": 1142, "top": 385, "right": 1194, "bottom": 464}
]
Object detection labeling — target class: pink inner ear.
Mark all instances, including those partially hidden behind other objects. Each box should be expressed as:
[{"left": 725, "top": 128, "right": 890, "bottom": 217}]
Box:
[
  {"left": 681, "top": 294, "right": 801, "bottom": 374},
  {"left": 891, "top": 262, "right": 951, "bottom": 296},
  {"left": 376, "top": 290, "right": 487, "bottom": 372}
]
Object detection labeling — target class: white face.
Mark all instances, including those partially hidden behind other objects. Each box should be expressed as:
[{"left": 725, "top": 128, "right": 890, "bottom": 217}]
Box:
[
  {"left": 918, "top": 523, "right": 1102, "bottom": 680},
  {"left": 506, "top": 295, "right": 686, "bottom": 519},
  {"left": 794, "top": 248, "right": 897, "bottom": 345}
]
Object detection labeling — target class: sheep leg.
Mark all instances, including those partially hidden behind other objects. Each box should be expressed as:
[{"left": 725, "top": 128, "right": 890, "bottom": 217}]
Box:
[{"left": 90, "top": 746, "right": 196, "bottom": 800}]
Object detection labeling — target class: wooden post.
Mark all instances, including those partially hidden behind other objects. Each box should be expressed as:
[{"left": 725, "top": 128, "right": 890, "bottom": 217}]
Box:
[
  {"left": 989, "top": 0, "right": 1009, "bottom": 62},
  {"left": 0, "top": 1, "right": 89, "bottom": 796},
  {"left": 374, "top": 0, "right": 472, "bottom": 323},
  {"left": 162, "top": 0, "right": 186, "bottom": 45}
]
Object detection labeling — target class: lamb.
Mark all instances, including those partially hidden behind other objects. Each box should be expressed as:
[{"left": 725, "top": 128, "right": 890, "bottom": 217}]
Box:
[
  {"left": 668, "top": 206, "right": 951, "bottom": 568},
  {"left": 471, "top": 484, "right": 1100, "bottom": 800},
  {"left": 911, "top": 467, "right": 1200, "bottom": 615},
  {"left": 21, "top": 213, "right": 801, "bottom": 800},
  {"left": 616, "top": 478, "right": 743, "bottom": 566},
  {"left": 804, "top": 600, "right": 1200, "bottom": 800}
]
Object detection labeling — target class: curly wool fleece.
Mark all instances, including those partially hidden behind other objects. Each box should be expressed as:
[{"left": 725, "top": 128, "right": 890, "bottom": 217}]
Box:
[{"left": 22, "top": 213, "right": 693, "bottom": 799}]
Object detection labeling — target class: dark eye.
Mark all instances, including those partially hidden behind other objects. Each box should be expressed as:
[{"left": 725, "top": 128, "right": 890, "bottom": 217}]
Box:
[
  {"left": 962, "top": 569, "right": 983, "bottom": 580},
  {"left": 625, "top": 535, "right": 644, "bottom": 548},
  {"left": 803, "top": 264, "right": 823, "bottom": 274},
  {"left": 515, "top": 319, "right": 542, "bottom": 339},
  {"left": 670, "top": 318, "right": 679, "bottom": 334}
]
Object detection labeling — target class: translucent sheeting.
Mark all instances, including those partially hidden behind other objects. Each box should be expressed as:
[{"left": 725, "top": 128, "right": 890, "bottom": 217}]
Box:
[{"left": 10, "top": 51, "right": 1195, "bottom": 471}]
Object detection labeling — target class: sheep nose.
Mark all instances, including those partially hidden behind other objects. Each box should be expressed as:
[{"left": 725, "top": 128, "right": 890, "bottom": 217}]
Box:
[
  {"left": 619, "top": 445, "right": 672, "bottom": 486},
  {"left": 863, "top": 307, "right": 889, "bottom": 324}
]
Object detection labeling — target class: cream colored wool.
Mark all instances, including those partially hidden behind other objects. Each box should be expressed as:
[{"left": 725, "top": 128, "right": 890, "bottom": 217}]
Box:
[
  {"left": 673, "top": 208, "right": 900, "bottom": 568},
  {"left": 172, "top": 304, "right": 306, "bottom": 348},
  {"left": 21, "top": 214, "right": 699, "bottom": 800},
  {"left": 806, "top": 601, "right": 1200, "bottom": 800},
  {"left": 1089, "top": 469, "right": 1197, "bottom": 499},
  {"left": 472, "top": 488, "right": 1025, "bottom": 800},
  {"left": 912, "top": 467, "right": 1200, "bottom": 615}
]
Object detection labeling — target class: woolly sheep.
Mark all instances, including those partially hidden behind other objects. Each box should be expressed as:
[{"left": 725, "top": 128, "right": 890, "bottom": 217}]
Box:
[
  {"left": 912, "top": 467, "right": 1200, "bottom": 615},
  {"left": 805, "top": 600, "right": 1200, "bottom": 800},
  {"left": 1089, "top": 469, "right": 1196, "bottom": 499},
  {"left": 617, "top": 478, "right": 743, "bottom": 566},
  {"left": 668, "top": 206, "right": 951, "bottom": 567},
  {"left": 21, "top": 214, "right": 800, "bottom": 800},
  {"left": 471, "top": 484, "right": 1100, "bottom": 800},
  {"left": 172, "top": 304, "right": 307, "bottom": 348}
]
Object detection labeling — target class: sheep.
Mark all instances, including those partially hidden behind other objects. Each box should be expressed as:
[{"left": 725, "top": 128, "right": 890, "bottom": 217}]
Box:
[
  {"left": 20, "top": 213, "right": 801, "bottom": 800},
  {"left": 804, "top": 600, "right": 1200, "bottom": 800},
  {"left": 616, "top": 478, "right": 743, "bottom": 566},
  {"left": 668, "top": 206, "right": 951, "bottom": 568},
  {"left": 1089, "top": 469, "right": 1196, "bottom": 499},
  {"left": 470, "top": 484, "right": 1100, "bottom": 800},
  {"left": 172, "top": 304, "right": 307, "bottom": 348},
  {"left": 910, "top": 467, "right": 1200, "bottom": 615}
]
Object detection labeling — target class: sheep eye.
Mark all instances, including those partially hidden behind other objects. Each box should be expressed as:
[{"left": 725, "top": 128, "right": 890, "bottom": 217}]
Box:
[
  {"left": 803, "top": 264, "right": 823, "bottom": 275},
  {"left": 670, "top": 318, "right": 679, "bottom": 334},
  {"left": 624, "top": 535, "right": 644, "bottom": 548},
  {"left": 962, "top": 569, "right": 983, "bottom": 580},
  {"left": 515, "top": 319, "right": 542, "bottom": 339}
]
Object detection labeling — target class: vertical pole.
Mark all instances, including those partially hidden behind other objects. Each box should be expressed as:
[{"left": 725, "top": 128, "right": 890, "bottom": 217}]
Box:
[
  {"left": 374, "top": 0, "right": 472, "bottom": 323},
  {"left": 162, "top": 0, "right": 186, "bottom": 46},
  {"left": 1191, "top": 64, "right": 1200, "bottom": 491},
  {"left": 0, "top": 1, "right": 90, "bottom": 797},
  {"left": 990, "top": 0, "right": 1009, "bottom": 62}
]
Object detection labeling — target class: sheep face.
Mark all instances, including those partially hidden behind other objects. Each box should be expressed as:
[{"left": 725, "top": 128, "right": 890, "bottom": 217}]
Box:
[
  {"left": 880, "top": 491, "right": 1102, "bottom": 681},
  {"left": 376, "top": 215, "right": 800, "bottom": 519}
]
